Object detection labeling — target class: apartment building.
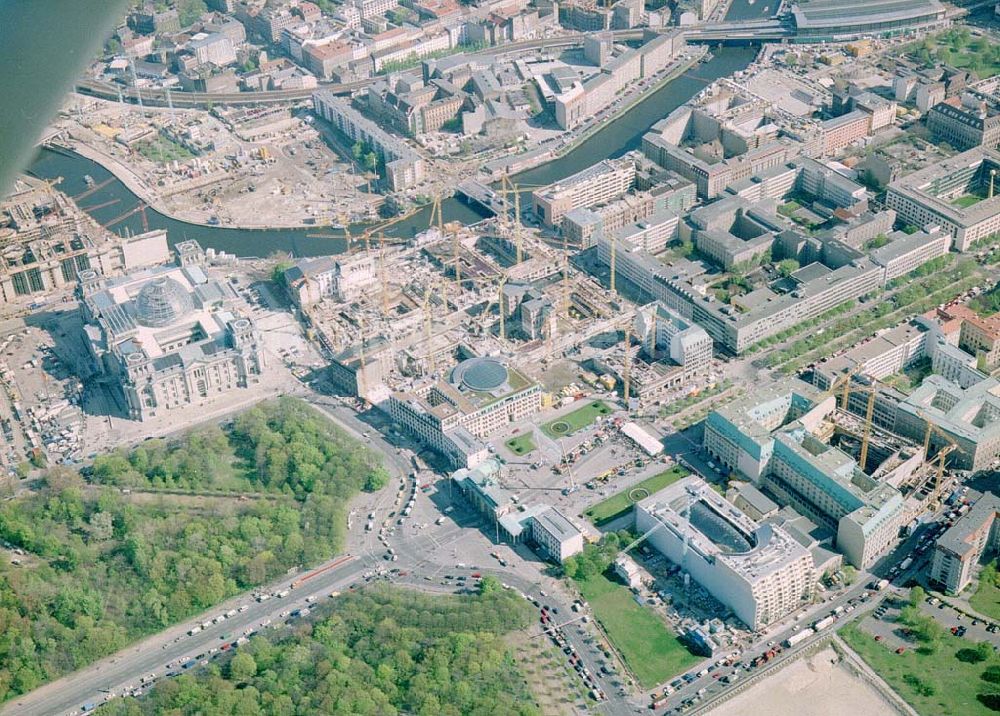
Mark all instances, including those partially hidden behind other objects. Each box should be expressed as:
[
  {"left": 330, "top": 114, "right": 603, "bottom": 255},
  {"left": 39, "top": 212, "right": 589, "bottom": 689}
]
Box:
[
  {"left": 533, "top": 157, "right": 636, "bottom": 227},
  {"left": 931, "top": 492, "right": 1000, "bottom": 594},
  {"left": 927, "top": 96, "right": 1000, "bottom": 151},
  {"left": 313, "top": 90, "right": 425, "bottom": 190}
]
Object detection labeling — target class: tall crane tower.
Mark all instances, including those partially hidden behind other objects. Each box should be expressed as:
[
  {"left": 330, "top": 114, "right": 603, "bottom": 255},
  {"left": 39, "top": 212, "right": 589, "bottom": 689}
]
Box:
[
  {"left": 498, "top": 274, "right": 508, "bottom": 342},
  {"left": 623, "top": 324, "right": 632, "bottom": 409},
  {"left": 423, "top": 285, "right": 435, "bottom": 376}
]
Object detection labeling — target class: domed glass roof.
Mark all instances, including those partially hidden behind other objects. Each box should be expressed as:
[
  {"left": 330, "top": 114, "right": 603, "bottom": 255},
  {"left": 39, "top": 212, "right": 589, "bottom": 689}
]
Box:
[
  {"left": 135, "top": 276, "right": 194, "bottom": 327},
  {"left": 451, "top": 357, "right": 509, "bottom": 393}
]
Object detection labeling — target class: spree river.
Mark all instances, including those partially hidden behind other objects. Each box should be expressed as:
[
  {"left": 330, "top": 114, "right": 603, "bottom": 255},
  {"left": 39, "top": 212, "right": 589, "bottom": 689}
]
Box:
[{"left": 27, "top": 43, "right": 759, "bottom": 258}]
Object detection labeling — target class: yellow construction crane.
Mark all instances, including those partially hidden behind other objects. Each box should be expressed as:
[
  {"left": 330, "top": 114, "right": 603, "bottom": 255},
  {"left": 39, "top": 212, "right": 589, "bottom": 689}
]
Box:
[
  {"left": 623, "top": 324, "right": 632, "bottom": 408},
  {"left": 858, "top": 383, "right": 877, "bottom": 469},
  {"left": 428, "top": 194, "right": 444, "bottom": 233},
  {"left": 514, "top": 187, "right": 523, "bottom": 264},
  {"left": 610, "top": 234, "right": 617, "bottom": 295},
  {"left": 379, "top": 230, "right": 389, "bottom": 316},
  {"left": 423, "top": 285, "right": 435, "bottom": 376},
  {"left": 357, "top": 316, "right": 367, "bottom": 397},
  {"left": 919, "top": 412, "right": 959, "bottom": 489},
  {"left": 498, "top": 273, "right": 508, "bottom": 342},
  {"left": 562, "top": 253, "right": 571, "bottom": 320},
  {"left": 450, "top": 221, "right": 461, "bottom": 288}
]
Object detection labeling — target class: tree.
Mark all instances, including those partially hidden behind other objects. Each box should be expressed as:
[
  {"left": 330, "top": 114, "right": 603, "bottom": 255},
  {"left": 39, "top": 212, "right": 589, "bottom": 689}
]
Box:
[
  {"left": 479, "top": 575, "right": 502, "bottom": 595},
  {"left": 364, "top": 152, "right": 378, "bottom": 172},
  {"left": 364, "top": 467, "right": 389, "bottom": 492},
  {"left": 352, "top": 142, "right": 365, "bottom": 161},
  {"left": 777, "top": 258, "right": 800, "bottom": 277},
  {"left": 909, "top": 585, "right": 927, "bottom": 607},
  {"left": 88, "top": 511, "right": 114, "bottom": 542},
  {"left": 176, "top": 0, "right": 207, "bottom": 27},
  {"left": 229, "top": 652, "right": 258, "bottom": 682}
]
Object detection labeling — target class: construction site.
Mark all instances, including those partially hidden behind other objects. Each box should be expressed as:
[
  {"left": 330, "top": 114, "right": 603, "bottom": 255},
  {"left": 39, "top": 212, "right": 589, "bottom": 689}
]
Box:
[{"left": 48, "top": 94, "right": 383, "bottom": 228}]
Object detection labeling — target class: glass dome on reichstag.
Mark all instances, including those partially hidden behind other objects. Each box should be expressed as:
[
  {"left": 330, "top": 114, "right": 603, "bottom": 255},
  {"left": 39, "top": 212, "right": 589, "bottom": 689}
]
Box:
[{"left": 134, "top": 276, "right": 194, "bottom": 327}]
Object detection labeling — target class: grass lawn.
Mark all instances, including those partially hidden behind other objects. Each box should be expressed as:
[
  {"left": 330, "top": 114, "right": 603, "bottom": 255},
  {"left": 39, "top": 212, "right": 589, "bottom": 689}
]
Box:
[
  {"left": 841, "top": 621, "right": 1000, "bottom": 715},
  {"left": 541, "top": 401, "right": 612, "bottom": 439},
  {"left": 971, "top": 575, "right": 1000, "bottom": 623},
  {"left": 505, "top": 433, "right": 537, "bottom": 456},
  {"left": 136, "top": 136, "right": 195, "bottom": 163},
  {"left": 578, "top": 571, "right": 699, "bottom": 688},
  {"left": 584, "top": 466, "right": 689, "bottom": 526},
  {"left": 953, "top": 194, "right": 984, "bottom": 208}
]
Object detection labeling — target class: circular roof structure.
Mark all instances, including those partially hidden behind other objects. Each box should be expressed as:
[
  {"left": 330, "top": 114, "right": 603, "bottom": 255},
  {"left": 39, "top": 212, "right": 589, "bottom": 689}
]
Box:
[
  {"left": 135, "top": 276, "right": 194, "bottom": 327},
  {"left": 451, "top": 357, "right": 509, "bottom": 393}
]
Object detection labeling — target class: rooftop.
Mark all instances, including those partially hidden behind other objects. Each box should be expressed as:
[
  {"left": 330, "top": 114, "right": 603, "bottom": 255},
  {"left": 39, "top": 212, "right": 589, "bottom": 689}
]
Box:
[{"left": 639, "top": 476, "right": 812, "bottom": 582}]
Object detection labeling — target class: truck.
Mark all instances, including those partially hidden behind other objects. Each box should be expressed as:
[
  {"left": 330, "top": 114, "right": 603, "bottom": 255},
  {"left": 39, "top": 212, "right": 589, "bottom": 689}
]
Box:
[
  {"left": 813, "top": 615, "right": 836, "bottom": 631},
  {"left": 900, "top": 557, "right": 914, "bottom": 571},
  {"left": 784, "top": 627, "right": 815, "bottom": 648},
  {"left": 869, "top": 578, "right": 890, "bottom": 591},
  {"left": 275, "top": 589, "right": 290, "bottom": 598},
  {"left": 188, "top": 626, "right": 202, "bottom": 636}
]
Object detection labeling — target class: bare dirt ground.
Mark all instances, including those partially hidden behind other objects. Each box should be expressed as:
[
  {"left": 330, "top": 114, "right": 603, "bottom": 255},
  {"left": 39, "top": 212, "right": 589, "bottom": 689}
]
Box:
[{"left": 708, "top": 647, "right": 898, "bottom": 716}]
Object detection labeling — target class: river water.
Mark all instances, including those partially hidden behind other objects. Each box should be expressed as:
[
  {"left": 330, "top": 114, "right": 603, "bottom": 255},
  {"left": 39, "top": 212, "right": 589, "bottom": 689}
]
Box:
[{"left": 26, "top": 26, "right": 764, "bottom": 257}]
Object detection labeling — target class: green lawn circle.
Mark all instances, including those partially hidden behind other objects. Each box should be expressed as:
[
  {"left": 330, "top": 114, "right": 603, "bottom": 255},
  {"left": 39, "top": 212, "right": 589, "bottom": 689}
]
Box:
[{"left": 550, "top": 421, "right": 571, "bottom": 435}]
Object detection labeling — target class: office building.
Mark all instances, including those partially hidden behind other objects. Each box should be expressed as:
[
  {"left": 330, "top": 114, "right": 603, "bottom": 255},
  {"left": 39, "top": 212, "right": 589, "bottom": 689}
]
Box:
[
  {"left": 943, "top": 304, "right": 1000, "bottom": 371},
  {"left": 886, "top": 147, "right": 1000, "bottom": 251},
  {"left": 78, "top": 241, "right": 265, "bottom": 422},
  {"left": 703, "top": 380, "right": 832, "bottom": 482},
  {"left": 895, "top": 374, "right": 1000, "bottom": 472},
  {"left": 636, "top": 475, "right": 816, "bottom": 630},
  {"left": 812, "top": 318, "right": 931, "bottom": 390},
  {"left": 869, "top": 227, "right": 951, "bottom": 282},
  {"left": 528, "top": 506, "right": 585, "bottom": 563},
  {"left": 452, "top": 459, "right": 582, "bottom": 561}
]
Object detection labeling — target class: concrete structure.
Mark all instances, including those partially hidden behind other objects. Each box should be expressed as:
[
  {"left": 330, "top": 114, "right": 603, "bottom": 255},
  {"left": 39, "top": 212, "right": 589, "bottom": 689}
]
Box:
[
  {"left": 886, "top": 147, "right": 1000, "bottom": 252},
  {"left": 78, "top": 241, "right": 265, "bottom": 421},
  {"left": 282, "top": 253, "right": 378, "bottom": 307},
  {"left": 636, "top": 475, "right": 816, "bottom": 630},
  {"left": 931, "top": 492, "right": 1000, "bottom": 594}
]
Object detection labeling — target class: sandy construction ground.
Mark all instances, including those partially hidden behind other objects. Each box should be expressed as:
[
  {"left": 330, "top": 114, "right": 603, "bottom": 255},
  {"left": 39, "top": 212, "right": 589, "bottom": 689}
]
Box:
[{"left": 708, "top": 647, "right": 899, "bottom": 716}]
